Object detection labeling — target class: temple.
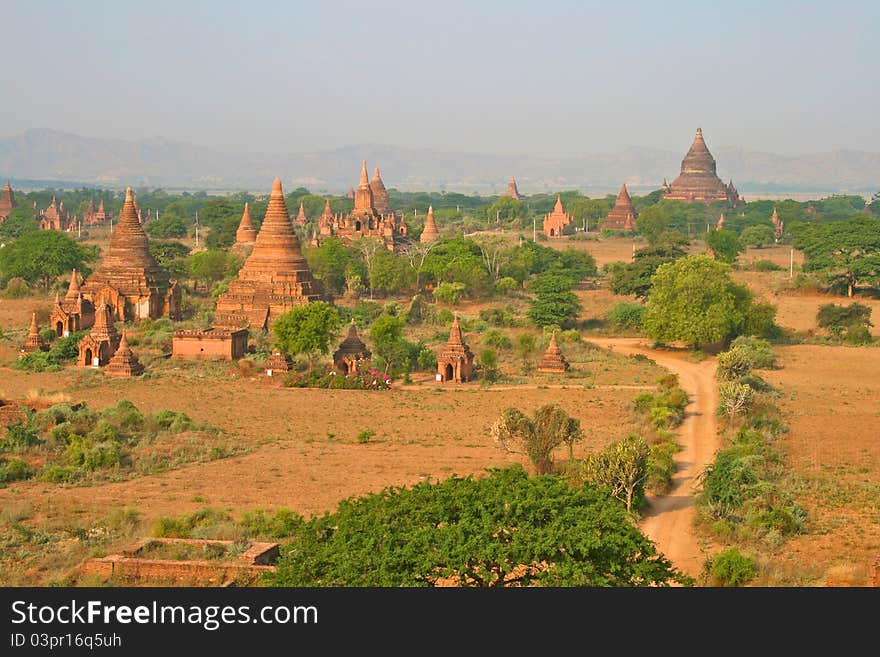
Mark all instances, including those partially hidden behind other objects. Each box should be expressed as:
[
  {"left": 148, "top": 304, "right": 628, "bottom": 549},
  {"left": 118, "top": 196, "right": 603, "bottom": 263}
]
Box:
[
  {"left": 333, "top": 320, "right": 371, "bottom": 374},
  {"left": 502, "top": 177, "right": 523, "bottom": 200},
  {"left": 604, "top": 183, "right": 638, "bottom": 231},
  {"left": 80, "top": 187, "right": 181, "bottom": 321},
  {"left": 20, "top": 313, "right": 47, "bottom": 355},
  {"left": 543, "top": 195, "right": 573, "bottom": 237},
  {"left": 172, "top": 327, "right": 249, "bottom": 360},
  {"left": 662, "top": 128, "right": 742, "bottom": 206},
  {"left": 78, "top": 304, "right": 120, "bottom": 367},
  {"left": 104, "top": 332, "right": 145, "bottom": 377},
  {"left": 771, "top": 207, "right": 784, "bottom": 240},
  {"left": 234, "top": 202, "right": 257, "bottom": 246},
  {"left": 264, "top": 349, "right": 293, "bottom": 377},
  {"left": 436, "top": 316, "right": 474, "bottom": 383},
  {"left": 420, "top": 205, "right": 440, "bottom": 243},
  {"left": 0, "top": 180, "right": 15, "bottom": 220},
  {"left": 294, "top": 202, "right": 307, "bottom": 226},
  {"left": 314, "top": 161, "right": 408, "bottom": 252},
  {"left": 214, "top": 178, "right": 323, "bottom": 330},
  {"left": 50, "top": 269, "right": 96, "bottom": 336},
  {"left": 537, "top": 333, "right": 569, "bottom": 373},
  {"left": 38, "top": 196, "right": 74, "bottom": 231},
  {"left": 82, "top": 199, "right": 112, "bottom": 226}
]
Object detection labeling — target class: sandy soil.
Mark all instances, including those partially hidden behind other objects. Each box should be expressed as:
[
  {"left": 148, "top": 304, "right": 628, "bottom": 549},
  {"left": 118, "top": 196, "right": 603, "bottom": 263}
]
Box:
[{"left": 590, "top": 338, "right": 720, "bottom": 579}]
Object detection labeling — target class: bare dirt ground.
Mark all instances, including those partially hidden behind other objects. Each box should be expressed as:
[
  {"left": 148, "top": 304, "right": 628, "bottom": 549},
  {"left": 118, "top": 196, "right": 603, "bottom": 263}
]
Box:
[
  {"left": 758, "top": 345, "right": 880, "bottom": 585},
  {"left": 590, "top": 338, "right": 720, "bottom": 579}
]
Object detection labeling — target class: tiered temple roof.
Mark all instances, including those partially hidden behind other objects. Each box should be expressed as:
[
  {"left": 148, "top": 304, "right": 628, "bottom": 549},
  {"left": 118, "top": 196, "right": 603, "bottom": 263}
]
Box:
[
  {"left": 38, "top": 196, "right": 72, "bottom": 231},
  {"left": 420, "top": 205, "right": 440, "bottom": 243},
  {"left": 537, "top": 333, "right": 570, "bottom": 373},
  {"left": 543, "top": 195, "right": 573, "bottom": 237},
  {"left": 104, "top": 332, "right": 144, "bottom": 377},
  {"left": 333, "top": 320, "right": 371, "bottom": 374},
  {"left": 50, "top": 269, "right": 95, "bottom": 336},
  {"left": 78, "top": 303, "right": 120, "bottom": 367},
  {"left": 214, "top": 178, "right": 323, "bottom": 330},
  {"left": 294, "top": 202, "right": 307, "bottom": 226},
  {"left": 235, "top": 202, "right": 257, "bottom": 245},
  {"left": 436, "top": 315, "right": 474, "bottom": 383},
  {"left": 503, "top": 177, "right": 523, "bottom": 200},
  {"left": 314, "top": 161, "right": 408, "bottom": 252},
  {"left": 21, "top": 313, "right": 47, "bottom": 354},
  {"left": 80, "top": 187, "right": 180, "bottom": 321},
  {"left": 604, "top": 183, "right": 638, "bottom": 231},
  {"left": 0, "top": 180, "right": 15, "bottom": 219},
  {"left": 662, "top": 128, "right": 742, "bottom": 206}
]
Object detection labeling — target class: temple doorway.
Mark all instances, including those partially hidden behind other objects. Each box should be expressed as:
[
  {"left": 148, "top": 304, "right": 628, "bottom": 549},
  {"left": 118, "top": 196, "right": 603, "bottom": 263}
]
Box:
[
  {"left": 84, "top": 348, "right": 93, "bottom": 366},
  {"left": 355, "top": 221, "right": 362, "bottom": 231},
  {"left": 56, "top": 321, "right": 64, "bottom": 337},
  {"left": 444, "top": 364, "right": 454, "bottom": 381},
  {"left": 550, "top": 229, "right": 555, "bottom": 237},
  {"left": 339, "top": 362, "right": 349, "bottom": 375}
]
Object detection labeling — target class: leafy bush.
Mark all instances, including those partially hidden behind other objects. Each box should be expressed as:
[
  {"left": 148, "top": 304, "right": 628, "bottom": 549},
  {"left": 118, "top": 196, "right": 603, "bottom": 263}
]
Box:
[
  {"left": 356, "top": 430, "right": 375, "bottom": 444},
  {"left": 481, "top": 329, "right": 512, "bottom": 349},
  {"left": 817, "top": 302, "right": 873, "bottom": 339},
  {"left": 433, "top": 281, "right": 466, "bottom": 304},
  {"left": 716, "top": 349, "right": 753, "bottom": 381},
  {"left": 728, "top": 336, "right": 776, "bottom": 369},
  {"left": 751, "top": 259, "right": 782, "bottom": 272},
  {"left": 718, "top": 382, "right": 753, "bottom": 417},
  {"left": 708, "top": 547, "right": 757, "bottom": 587},
  {"left": 478, "top": 307, "right": 515, "bottom": 327},
  {"left": 646, "top": 442, "right": 676, "bottom": 495},
  {"left": 285, "top": 367, "right": 393, "bottom": 390},
  {"left": 3, "top": 277, "right": 31, "bottom": 298},
  {"left": 0, "top": 457, "right": 34, "bottom": 483},
  {"left": 606, "top": 302, "right": 646, "bottom": 331},
  {"left": 0, "top": 421, "right": 41, "bottom": 452}
]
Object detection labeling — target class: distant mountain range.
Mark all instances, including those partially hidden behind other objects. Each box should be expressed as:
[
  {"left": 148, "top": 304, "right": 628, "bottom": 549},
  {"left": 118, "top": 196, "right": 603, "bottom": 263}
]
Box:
[{"left": 1, "top": 128, "right": 877, "bottom": 198}]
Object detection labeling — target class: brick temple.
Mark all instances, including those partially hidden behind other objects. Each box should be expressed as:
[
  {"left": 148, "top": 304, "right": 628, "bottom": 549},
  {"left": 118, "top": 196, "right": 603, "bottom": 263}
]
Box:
[
  {"left": 537, "top": 333, "right": 570, "bottom": 373},
  {"left": 662, "top": 128, "right": 742, "bottom": 206},
  {"left": 215, "top": 178, "right": 323, "bottom": 330},
  {"left": 604, "top": 183, "right": 638, "bottom": 231},
  {"left": 20, "top": 313, "right": 47, "bottom": 355},
  {"left": 314, "top": 162, "right": 408, "bottom": 252},
  {"left": 38, "top": 196, "right": 74, "bottom": 231},
  {"left": 80, "top": 187, "right": 181, "bottom": 322},
  {"left": 78, "top": 304, "right": 120, "bottom": 367},
  {"left": 82, "top": 198, "right": 112, "bottom": 226},
  {"left": 420, "top": 205, "right": 440, "bottom": 243},
  {"left": 502, "top": 177, "right": 523, "bottom": 200},
  {"left": 0, "top": 180, "right": 15, "bottom": 220},
  {"left": 436, "top": 316, "right": 474, "bottom": 383},
  {"left": 333, "top": 320, "right": 371, "bottom": 374},
  {"left": 50, "top": 269, "right": 96, "bottom": 336},
  {"left": 543, "top": 195, "right": 573, "bottom": 237},
  {"left": 234, "top": 202, "right": 257, "bottom": 248},
  {"left": 104, "top": 332, "right": 145, "bottom": 377}
]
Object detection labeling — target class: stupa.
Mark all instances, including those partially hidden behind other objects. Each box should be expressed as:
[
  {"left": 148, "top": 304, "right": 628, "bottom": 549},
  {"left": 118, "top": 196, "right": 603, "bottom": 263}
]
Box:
[
  {"left": 0, "top": 180, "right": 15, "bottom": 220},
  {"left": 662, "top": 128, "right": 741, "bottom": 206},
  {"left": 436, "top": 315, "right": 474, "bottom": 383},
  {"left": 104, "top": 332, "right": 144, "bottom": 377},
  {"left": 537, "top": 333, "right": 570, "bottom": 373},
  {"left": 235, "top": 202, "right": 257, "bottom": 245},
  {"left": 604, "top": 183, "right": 638, "bottom": 231},
  {"left": 80, "top": 187, "right": 181, "bottom": 321},
  {"left": 370, "top": 167, "right": 392, "bottom": 216},
  {"left": 543, "top": 195, "right": 573, "bottom": 237},
  {"left": 503, "top": 177, "right": 523, "bottom": 200},
  {"left": 214, "top": 178, "right": 324, "bottom": 330},
  {"left": 78, "top": 304, "right": 120, "bottom": 367},
  {"left": 50, "top": 269, "right": 96, "bottom": 336},
  {"left": 294, "top": 202, "right": 307, "bottom": 226},
  {"left": 332, "top": 320, "right": 371, "bottom": 375},
  {"left": 20, "top": 313, "right": 47, "bottom": 354},
  {"left": 420, "top": 205, "right": 440, "bottom": 243},
  {"left": 771, "top": 207, "right": 784, "bottom": 240},
  {"left": 716, "top": 213, "right": 726, "bottom": 230}
]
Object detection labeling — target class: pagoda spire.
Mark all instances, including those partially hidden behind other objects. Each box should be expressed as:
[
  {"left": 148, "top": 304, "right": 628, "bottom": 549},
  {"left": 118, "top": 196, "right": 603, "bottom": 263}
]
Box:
[
  {"left": 236, "top": 202, "right": 257, "bottom": 244},
  {"left": 295, "top": 201, "right": 307, "bottom": 225},
  {"left": 65, "top": 268, "right": 81, "bottom": 299},
  {"left": 420, "top": 205, "right": 440, "bottom": 243},
  {"left": 554, "top": 194, "right": 564, "bottom": 213},
  {"left": 21, "top": 312, "right": 47, "bottom": 354},
  {"left": 354, "top": 160, "right": 375, "bottom": 213}
]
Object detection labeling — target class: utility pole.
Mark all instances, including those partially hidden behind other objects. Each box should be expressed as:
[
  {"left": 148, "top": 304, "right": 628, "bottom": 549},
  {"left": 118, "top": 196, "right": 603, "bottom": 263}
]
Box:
[
  {"left": 533, "top": 217, "right": 536, "bottom": 242},
  {"left": 195, "top": 211, "right": 199, "bottom": 248},
  {"left": 790, "top": 248, "right": 794, "bottom": 279}
]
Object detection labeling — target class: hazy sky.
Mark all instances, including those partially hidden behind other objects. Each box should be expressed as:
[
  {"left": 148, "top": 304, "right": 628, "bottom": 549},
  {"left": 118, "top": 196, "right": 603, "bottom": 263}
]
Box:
[{"left": 2, "top": 0, "right": 877, "bottom": 156}]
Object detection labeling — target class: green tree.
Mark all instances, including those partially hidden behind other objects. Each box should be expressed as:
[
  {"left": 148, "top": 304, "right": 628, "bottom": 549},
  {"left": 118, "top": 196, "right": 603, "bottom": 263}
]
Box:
[
  {"left": 369, "top": 249, "right": 414, "bottom": 297},
  {"left": 635, "top": 205, "right": 671, "bottom": 244},
  {"left": 189, "top": 250, "right": 240, "bottom": 291},
  {"left": 526, "top": 271, "right": 581, "bottom": 329},
  {"left": 485, "top": 196, "right": 526, "bottom": 227},
  {"left": 272, "top": 301, "right": 342, "bottom": 371},
  {"left": 576, "top": 434, "right": 650, "bottom": 513},
  {"left": 706, "top": 229, "right": 745, "bottom": 264},
  {"left": 740, "top": 225, "right": 775, "bottom": 248},
  {"left": 0, "top": 230, "right": 95, "bottom": 289},
  {"left": 369, "top": 314, "right": 412, "bottom": 373},
  {"left": 0, "top": 206, "right": 39, "bottom": 240},
  {"left": 265, "top": 466, "right": 687, "bottom": 587},
  {"left": 792, "top": 217, "right": 880, "bottom": 297},
  {"left": 644, "top": 255, "right": 776, "bottom": 348},
  {"left": 305, "top": 237, "right": 362, "bottom": 297},
  {"left": 145, "top": 213, "right": 188, "bottom": 238},
  {"left": 816, "top": 302, "right": 873, "bottom": 340},
  {"left": 491, "top": 404, "right": 583, "bottom": 474}
]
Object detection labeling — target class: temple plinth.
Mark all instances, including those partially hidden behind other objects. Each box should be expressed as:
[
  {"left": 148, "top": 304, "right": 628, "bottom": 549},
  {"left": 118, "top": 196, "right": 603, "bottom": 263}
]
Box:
[
  {"left": 543, "top": 195, "right": 573, "bottom": 237},
  {"left": 80, "top": 187, "right": 180, "bottom": 321},
  {"left": 537, "top": 333, "right": 570, "bottom": 373},
  {"left": 662, "top": 128, "right": 741, "bottom": 206},
  {"left": 436, "top": 316, "right": 474, "bottom": 383},
  {"left": 214, "top": 178, "right": 323, "bottom": 330},
  {"left": 604, "top": 183, "right": 638, "bottom": 231}
]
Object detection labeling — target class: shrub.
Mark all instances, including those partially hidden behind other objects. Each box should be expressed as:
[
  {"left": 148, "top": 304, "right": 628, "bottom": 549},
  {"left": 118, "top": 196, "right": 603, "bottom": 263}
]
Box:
[
  {"left": 817, "top": 302, "right": 873, "bottom": 339},
  {"left": 0, "top": 457, "right": 34, "bottom": 483},
  {"left": 433, "top": 281, "right": 466, "bottom": 304},
  {"left": 356, "top": 430, "right": 375, "bottom": 444},
  {"left": 494, "top": 277, "right": 519, "bottom": 295},
  {"left": 481, "top": 329, "right": 512, "bottom": 349},
  {"left": 708, "top": 547, "right": 757, "bottom": 587},
  {"left": 479, "top": 349, "right": 499, "bottom": 382},
  {"left": 751, "top": 259, "right": 782, "bottom": 272},
  {"left": 716, "top": 349, "right": 753, "bottom": 381},
  {"left": 3, "top": 277, "right": 30, "bottom": 298},
  {"left": 40, "top": 465, "right": 77, "bottom": 483},
  {"left": 479, "top": 307, "right": 515, "bottom": 327},
  {"left": 728, "top": 336, "right": 776, "bottom": 369},
  {"left": 718, "top": 382, "right": 753, "bottom": 417},
  {"left": 0, "top": 421, "right": 41, "bottom": 452},
  {"left": 646, "top": 442, "right": 676, "bottom": 494},
  {"left": 606, "top": 302, "right": 646, "bottom": 331}
]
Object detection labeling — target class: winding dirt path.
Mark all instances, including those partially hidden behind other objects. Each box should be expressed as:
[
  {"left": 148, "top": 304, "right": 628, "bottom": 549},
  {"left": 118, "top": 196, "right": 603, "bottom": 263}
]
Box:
[{"left": 589, "top": 338, "right": 720, "bottom": 578}]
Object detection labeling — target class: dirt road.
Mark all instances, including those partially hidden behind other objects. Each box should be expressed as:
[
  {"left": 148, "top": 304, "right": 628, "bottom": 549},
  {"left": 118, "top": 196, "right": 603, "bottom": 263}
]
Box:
[{"left": 589, "top": 338, "right": 720, "bottom": 579}]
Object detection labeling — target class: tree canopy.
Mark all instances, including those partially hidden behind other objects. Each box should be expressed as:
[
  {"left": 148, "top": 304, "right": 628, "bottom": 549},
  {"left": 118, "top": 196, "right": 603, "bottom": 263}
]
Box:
[
  {"left": 706, "top": 229, "right": 745, "bottom": 264},
  {"left": 272, "top": 301, "right": 343, "bottom": 370},
  {"left": 265, "top": 466, "right": 688, "bottom": 587},
  {"left": 0, "top": 230, "right": 96, "bottom": 288},
  {"left": 791, "top": 217, "right": 880, "bottom": 297}
]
